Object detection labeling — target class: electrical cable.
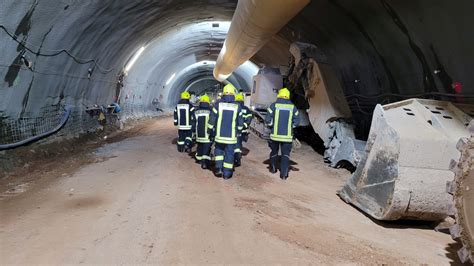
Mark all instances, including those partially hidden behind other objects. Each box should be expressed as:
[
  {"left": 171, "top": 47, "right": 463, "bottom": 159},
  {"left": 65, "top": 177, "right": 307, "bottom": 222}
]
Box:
[
  {"left": 345, "top": 92, "right": 474, "bottom": 100},
  {"left": 0, "top": 25, "right": 116, "bottom": 74},
  {"left": 348, "top": 98, "right": 373, "bottom": 115},
  {"left": 0, "top": 63, "right": 117, "bottom": 84},
  {"left": 346, "top": 91, "right": 474, "bottom": 116}
]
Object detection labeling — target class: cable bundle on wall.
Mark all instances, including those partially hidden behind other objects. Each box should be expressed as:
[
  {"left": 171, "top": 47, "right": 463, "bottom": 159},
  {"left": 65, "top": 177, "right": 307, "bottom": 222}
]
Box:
[{"left": 0, "top": 25, "right": 115, "bottom": 74}]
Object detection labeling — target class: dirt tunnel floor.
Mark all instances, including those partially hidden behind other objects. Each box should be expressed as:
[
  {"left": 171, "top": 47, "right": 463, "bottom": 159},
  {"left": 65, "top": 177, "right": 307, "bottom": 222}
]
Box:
[{"left": 0, "top": 116, "right": 460, "bottom": 264}]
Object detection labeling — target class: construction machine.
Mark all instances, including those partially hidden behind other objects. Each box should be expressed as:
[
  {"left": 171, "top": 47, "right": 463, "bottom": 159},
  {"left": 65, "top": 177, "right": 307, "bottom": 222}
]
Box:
[
  {"left": 248, "top": 67, "right": 280, "bottom": 139},
  {"left": 448, "top": 120, "right": 474, "bottom": 263},
  {"left": 338, "top": 99, "right": 473, "bottom": 221}
]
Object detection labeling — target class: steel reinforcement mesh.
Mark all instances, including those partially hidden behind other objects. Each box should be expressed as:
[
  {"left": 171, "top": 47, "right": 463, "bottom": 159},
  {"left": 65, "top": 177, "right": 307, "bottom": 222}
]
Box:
[
  {"left": 0, "top": 105, "right": 67, "bottom": 145},
  {"left": 0, "top": 102, "right": 158, "bottom": 148}
]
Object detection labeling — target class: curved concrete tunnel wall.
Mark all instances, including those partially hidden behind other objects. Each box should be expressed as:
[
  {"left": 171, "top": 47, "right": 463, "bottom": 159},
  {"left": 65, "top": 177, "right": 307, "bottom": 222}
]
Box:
[
  {"left": 122, "top": 22, "right": 232, "bottom": 113},
  {"left": 0, "top": 0, "right": 237, "bottom": 140},
  {"left": 123, "top": 21, "right": 258, "bottom": 110},
  {"left": 1, "top": 0, "right": 473, "bottom": 144}
]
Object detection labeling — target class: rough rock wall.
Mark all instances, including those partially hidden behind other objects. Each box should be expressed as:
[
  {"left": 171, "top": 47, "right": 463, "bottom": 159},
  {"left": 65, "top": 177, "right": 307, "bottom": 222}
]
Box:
[{"left": 279, "top": 0, "right": 474, "bottom": 136}]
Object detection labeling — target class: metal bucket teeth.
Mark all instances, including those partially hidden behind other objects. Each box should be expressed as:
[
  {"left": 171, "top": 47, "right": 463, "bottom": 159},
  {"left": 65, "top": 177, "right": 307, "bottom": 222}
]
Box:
[{"left": 450, "top": 120, "right": 474, "bottom": 264}]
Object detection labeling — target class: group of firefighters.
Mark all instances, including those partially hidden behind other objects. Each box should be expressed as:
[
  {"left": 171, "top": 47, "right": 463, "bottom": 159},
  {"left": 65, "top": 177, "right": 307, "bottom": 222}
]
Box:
[{"left": 174, "top": 83, "right": 300, "bottom": 180}]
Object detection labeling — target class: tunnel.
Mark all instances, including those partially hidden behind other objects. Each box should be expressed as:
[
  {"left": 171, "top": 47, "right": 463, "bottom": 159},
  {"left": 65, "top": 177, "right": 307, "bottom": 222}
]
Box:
[
  {"left": 2, "top": 0, "right": 473, "bottom": 142},
  {"left": 1, "top": 0, "right": 474, "bottom": 264}
]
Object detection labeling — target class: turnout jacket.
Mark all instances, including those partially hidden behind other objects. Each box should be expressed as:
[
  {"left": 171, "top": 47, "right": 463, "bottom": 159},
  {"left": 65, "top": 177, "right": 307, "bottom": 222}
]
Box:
[
  {"left": 208, "top": 95, "right": 244, "bottom": 145},
  {"left": 193, "top": 102, "right": 212, "bottom": 143},
  {"left": 238, "top": 102, "right": 253, "bottom": 133},
  {"left": 265, "top": 98, "right": 300, "bottom": 142},
  {"left": 174, "top": 99, "right": 195, "bottom": 130}
]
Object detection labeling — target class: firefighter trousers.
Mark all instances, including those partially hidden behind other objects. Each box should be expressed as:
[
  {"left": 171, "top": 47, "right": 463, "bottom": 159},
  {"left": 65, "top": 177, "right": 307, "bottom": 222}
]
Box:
[
  {"left": 269, "top": 140, "right": 292, "bottom": 177},
  {"left": 195, "top": 141, "right": 212, "bottom": 167},
  {"left": 177, "top": 130, "right": 192, "bottom": 152},
  {"left": 214, "top": 142, "right": 236, "bottom": 178},
  {"left": 234, "top": 136, "right": 243, "bottom": 166}
]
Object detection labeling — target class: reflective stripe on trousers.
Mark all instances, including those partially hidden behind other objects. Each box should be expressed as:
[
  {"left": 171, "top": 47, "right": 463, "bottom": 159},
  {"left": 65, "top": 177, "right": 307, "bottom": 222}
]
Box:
[
  {"left": 196, "top": 142, "right": 212, "bottom": 165},
  {"left": 214, "top": 142, "right": 235, "bottom": 177},
  {"left": 177, "top": 130, "right": 193, "bottom": 151}
]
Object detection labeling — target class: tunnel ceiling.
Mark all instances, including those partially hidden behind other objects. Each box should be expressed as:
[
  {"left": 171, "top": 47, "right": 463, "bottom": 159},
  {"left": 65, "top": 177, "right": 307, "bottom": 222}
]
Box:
[{"left": 1, "top": 0, "right": 473, "bottom": 126}]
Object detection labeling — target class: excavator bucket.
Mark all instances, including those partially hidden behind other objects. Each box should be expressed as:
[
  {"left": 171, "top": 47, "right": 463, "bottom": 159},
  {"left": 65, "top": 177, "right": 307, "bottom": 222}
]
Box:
[
  {"left": 338, "top": 99, "right": 473, "bottom": 221},
  {"left": 449, "top": 120, "right": 474, "bottom": 263}
]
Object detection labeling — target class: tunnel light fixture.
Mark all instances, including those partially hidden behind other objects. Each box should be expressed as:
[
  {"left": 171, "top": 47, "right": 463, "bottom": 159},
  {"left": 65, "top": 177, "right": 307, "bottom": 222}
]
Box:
[
  {"left": 165, "top": 73, "right": 176, "bottom": 86},
  {"left": 125, "top": 46, "right": 146, "bottom": 72}
]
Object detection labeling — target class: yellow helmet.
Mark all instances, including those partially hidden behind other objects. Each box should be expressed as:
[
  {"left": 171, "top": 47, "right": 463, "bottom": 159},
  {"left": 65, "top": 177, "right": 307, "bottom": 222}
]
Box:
[
  {"left": 223, "top": 83, "right": 236, "bottom": 96},
  {"left": 181, "top": 91, "right": 191, "bottom": 100},
  {"left": 277, "top": 88, "right": 290, "bottom": 99},
  {"left": 235, "top": 93, "right": 244, "bottom": 102},
  {"left": 200, "top": 94, "right": 210, "bottom": 103}
]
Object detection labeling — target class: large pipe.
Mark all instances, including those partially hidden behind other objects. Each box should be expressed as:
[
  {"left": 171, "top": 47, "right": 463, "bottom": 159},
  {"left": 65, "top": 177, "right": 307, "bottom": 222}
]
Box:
[{"left": 213, "top": 0, "right": 310, "bottom": 82}]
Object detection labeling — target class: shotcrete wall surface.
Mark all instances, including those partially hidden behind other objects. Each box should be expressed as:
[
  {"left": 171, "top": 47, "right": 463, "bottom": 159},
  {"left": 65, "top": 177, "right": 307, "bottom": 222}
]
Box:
[{"left": 1, "top": 0, "right": 473, "bottom": 144}]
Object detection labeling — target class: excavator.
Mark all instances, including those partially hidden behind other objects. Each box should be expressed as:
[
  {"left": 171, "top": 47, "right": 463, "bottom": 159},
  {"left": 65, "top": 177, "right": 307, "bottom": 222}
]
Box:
[{"left": 247, "top": 42, "right": 473, "bottom": 263}]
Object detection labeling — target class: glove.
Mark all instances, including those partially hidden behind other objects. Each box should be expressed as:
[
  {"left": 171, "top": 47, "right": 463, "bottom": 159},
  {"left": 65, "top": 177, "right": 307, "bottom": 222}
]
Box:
[
  {"left": 207, "top": 128, "right": 215, "bottom": 138},
  {"left": 242, "top": 133, "right": 249, "bottom": 142}
]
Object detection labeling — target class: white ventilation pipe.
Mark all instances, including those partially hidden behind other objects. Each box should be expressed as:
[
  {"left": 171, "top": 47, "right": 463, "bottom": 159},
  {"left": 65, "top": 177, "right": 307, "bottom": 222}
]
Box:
[{"left": 213, "top": 0, "right": 310, "bottom": 82}]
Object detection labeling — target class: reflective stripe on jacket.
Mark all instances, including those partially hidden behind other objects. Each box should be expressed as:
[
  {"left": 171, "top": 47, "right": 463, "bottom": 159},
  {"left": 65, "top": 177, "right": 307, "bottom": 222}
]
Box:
[
  {"left": 241, "top": 105, "right": 253, "bottom": 133},
  {"left": 209, "top": 96, "right": 244, "bottom": 144},
  {"left": 194, "top": 106, "right": 211, "bottom": 143},
  {"left": 265, "top": 99, "right": 300, "bottom": 142},
  {"left": 174, "top": 99, "right": 194, "bottom": 130}
]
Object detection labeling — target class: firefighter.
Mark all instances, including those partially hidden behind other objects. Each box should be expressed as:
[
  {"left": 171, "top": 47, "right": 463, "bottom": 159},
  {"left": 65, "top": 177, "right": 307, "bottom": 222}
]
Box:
[
  {"left": 234, "top": 93, "right": 253, "bottom": 167},
  {"left": 174, "top": 91, "right": 195, "bottom": 153},
  {"left": 208, "top": 83, "right": 244, "bottom": 179},
  {"left": 193, "top": 94, "right": 213, "bottom": 169},
  {"left": 265, "top": 88, "right": 300, "bottom": 180}
]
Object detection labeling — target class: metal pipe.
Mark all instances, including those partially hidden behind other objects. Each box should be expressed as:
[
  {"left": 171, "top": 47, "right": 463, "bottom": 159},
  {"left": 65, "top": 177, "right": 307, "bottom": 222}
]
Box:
[{"left": 213, "top": 0, "right": 309, "bottom": 82}]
